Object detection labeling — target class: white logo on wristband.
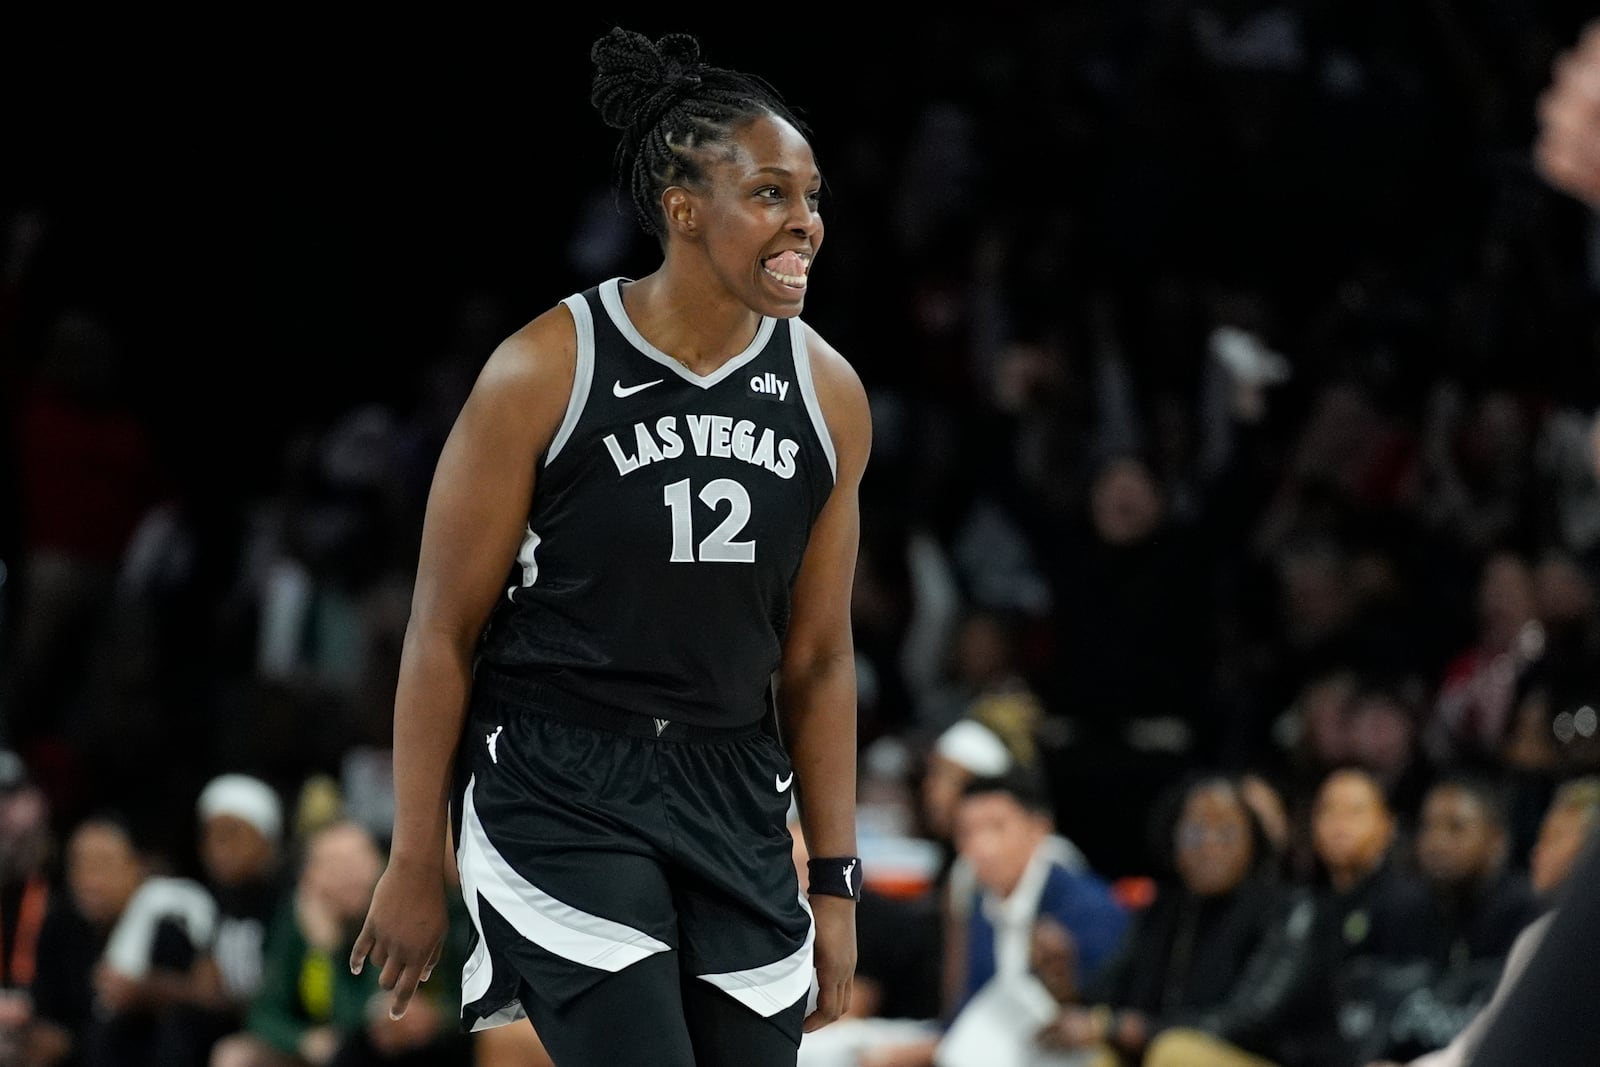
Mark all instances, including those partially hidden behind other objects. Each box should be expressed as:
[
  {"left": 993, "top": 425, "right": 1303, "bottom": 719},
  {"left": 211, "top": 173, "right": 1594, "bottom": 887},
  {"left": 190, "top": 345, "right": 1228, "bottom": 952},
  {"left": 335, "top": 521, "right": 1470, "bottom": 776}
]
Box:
[{"left": 842, "top": 859, "right": 856, "bottom": 885}]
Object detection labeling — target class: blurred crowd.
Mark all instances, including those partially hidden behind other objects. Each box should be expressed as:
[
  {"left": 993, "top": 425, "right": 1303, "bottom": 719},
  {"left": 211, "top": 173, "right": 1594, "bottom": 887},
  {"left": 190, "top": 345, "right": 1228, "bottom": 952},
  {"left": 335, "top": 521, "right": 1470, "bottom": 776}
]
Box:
[{"left": 4, "top": 3, "right": 1600, "bottom": 1066}]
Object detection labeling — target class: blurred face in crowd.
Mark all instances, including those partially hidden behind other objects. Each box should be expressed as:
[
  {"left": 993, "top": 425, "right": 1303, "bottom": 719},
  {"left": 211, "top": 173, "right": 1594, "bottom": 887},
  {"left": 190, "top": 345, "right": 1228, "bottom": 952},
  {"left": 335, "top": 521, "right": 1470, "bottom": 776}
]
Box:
[
  {"left": 1529, "top": 801, "right": 1595, "bottom": 896},
  {"left": 201, "top": 813, "right": 276, "bottom": 888},
  {"left": 954, "top": 613, "right": 1014, "bottom": 690},
  {"left": 954, "top": 789, "right": 1050, "bottom": 898},
  {"left": 1278, "top": 547, "right": 1355, "bottom": 648},
  {"left": 0, "top": 785, "right": 51, "bottom": 880},
  {"left": 922, "top": 754, "right": 975, "bottom": 841},
  {"left": 67, "top": 820, "right": 145, "bottom": 927},
  {"left": 1533, "top": 553, "right": 1595, "bottom": 627},
  {"left": 302, "top": 821, "right": 384, "bottom": 922},
  {"left": 1090, "top": 456, "right": 1162, "bottom": 546},
  {"left": 1300, "top": 671, "right": 1356, "bottom": 766},
  {"left": 1345, "top": 692, "right": 1417, "bottom": 784},
  {"left": 1313, "top": 769, "right": 1394, "bottom": 884},
  {"left": 1416, "top": 785, "right": 1503, "bottom": 887},
  {"left": 1175, "top": 784, "right": 1255, "bottom": 897},
  {"left": 1478, "top": 551, "right": 1536, "bottom": 652}
]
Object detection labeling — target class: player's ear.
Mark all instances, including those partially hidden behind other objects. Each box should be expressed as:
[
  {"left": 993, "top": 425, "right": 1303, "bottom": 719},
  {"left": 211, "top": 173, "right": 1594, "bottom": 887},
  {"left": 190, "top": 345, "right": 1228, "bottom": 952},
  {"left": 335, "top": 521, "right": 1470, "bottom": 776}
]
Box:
[{"left": 663, "top": 187, "right": 697, "bottom": 235}]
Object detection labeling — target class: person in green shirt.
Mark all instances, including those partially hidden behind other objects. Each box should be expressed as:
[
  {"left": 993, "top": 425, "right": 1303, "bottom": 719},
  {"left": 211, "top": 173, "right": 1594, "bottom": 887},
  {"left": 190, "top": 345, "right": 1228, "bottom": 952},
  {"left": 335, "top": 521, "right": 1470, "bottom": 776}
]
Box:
[{"left": 212, "top": 818, "right": 472, "bottom": 1067}]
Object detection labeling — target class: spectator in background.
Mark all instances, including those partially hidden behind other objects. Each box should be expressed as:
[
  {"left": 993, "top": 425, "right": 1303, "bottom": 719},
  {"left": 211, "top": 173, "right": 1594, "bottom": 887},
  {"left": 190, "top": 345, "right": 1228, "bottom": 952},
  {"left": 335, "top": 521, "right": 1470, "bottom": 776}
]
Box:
[
  {"left": 1412, "top": 777, "right": 1541, "bottom": 967},
  {"left": 951, "top": 771, "right": 1128, "bottom": 1012},
  {"left": 209, "top": 819, "right": 382, "bottom": 1067},
  {"left": 1353, "top": 775, "right": 1543, "bottom": 1064},
  {"left": 1470, "top": 23, "right": 1600, "bottom": 1065},
  {"left": 918, "top": 705, "right": 1050, "bottom": 858},
  {"left": 1298, "top": 767, "right": 1433, "bottom": 1067},
  {"left": 1343, "top": 675, "right": 1433, "bottom": 834},
  {"left": 211, "top": 817, "right": 471, "bottom": 1067},
  {"left": 1038, "top": 773, "right": 1291, "bottom": 1066},
  {"left": 173, "top": 774, "right": 289, "bottom": 1059},
  {"left": 915, "top": 710, "right": 1092, "bottom": 1019},
  {"left": 25, "top": 811, "right": 167, "bottom": 1067},
  {"left": 1499, "top": 555, "right": 1600, "bottom": 856},
  {"left": 1045, "top": 451, "right": 1217, "bottom": 877},
  {"left": 1368, "top": 775, "right": 1600, "bottom": 1067},
  {"left": 913, "top": 607, "right": 1046, "bottom": 744},
  {"left": 2, "top": 305, "right": 172, "bottom": 813},
  {"left": 1274, "top": 667, "right": 1361, "bottom": 855},
  {"left": 1426, "top": 550, "right": 1544, "bottom": 770},
  {"left": 853, "top": 768, "right": 1128, "bottom": 1067},
  {"left": 40, "top": 778, "right": 289, "bottom": 1067},
  {"left": 0, "top": 749, "right": 54, "bottom": 1064}
]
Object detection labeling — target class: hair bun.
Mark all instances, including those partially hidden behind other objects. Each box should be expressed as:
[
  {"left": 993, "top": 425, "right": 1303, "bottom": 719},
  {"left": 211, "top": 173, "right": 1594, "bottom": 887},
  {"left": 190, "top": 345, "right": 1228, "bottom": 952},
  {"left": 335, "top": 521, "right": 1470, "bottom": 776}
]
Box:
[
  {"left": 653, "top": 33, "right": 703, "bottom": 88},
  {"left": 591, "top": 27, "right": 708, "bottom": 132}
]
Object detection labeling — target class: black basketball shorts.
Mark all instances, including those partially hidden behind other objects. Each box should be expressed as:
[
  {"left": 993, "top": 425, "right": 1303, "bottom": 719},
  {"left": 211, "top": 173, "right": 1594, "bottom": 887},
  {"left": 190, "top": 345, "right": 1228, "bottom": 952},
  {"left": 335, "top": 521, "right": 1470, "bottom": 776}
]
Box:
[{"left": 451, "top": 676, "right": 814, "bottom": 1040}]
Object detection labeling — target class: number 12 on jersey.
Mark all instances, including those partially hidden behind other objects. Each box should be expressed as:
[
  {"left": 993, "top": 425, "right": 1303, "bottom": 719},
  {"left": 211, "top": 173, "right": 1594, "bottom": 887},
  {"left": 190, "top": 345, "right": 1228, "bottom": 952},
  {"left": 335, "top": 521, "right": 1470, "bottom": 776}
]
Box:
[{"left": 663, "top": 477, "right": 755, "bottom": 563}]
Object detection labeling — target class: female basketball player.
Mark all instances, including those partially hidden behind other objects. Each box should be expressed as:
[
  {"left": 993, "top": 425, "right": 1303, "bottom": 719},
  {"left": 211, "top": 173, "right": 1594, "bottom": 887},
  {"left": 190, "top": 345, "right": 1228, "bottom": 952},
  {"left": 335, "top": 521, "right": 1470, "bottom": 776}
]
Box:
[{"left": 348, "top": 26, "right": 870, "bottom": 1067}]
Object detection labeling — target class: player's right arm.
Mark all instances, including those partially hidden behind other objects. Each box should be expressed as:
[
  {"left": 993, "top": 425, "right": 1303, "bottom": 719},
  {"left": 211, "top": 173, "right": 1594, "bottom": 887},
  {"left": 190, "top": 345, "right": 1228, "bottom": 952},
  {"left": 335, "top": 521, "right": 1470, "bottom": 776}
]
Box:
[{"left": 350, "top": 302, "right": 578, "bottom": 1020}]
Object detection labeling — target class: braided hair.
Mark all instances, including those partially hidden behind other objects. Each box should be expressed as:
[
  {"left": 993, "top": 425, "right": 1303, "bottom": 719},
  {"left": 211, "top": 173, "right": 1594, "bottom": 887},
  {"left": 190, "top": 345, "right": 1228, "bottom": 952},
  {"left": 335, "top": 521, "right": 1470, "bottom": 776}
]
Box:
[{"left": 589, "top": 27, "right": 812, "bottom": 244}]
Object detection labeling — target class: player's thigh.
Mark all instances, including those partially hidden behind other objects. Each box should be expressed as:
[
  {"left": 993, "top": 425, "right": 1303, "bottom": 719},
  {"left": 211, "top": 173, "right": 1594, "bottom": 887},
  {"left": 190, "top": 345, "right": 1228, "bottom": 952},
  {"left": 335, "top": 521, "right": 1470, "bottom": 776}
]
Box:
[
  {"left": 473, "top": 1017, "right": 556, "bottom": 1067},
  {"left": 520, "top": 951, "right": 696, "bottom": 1067},
  {"left": 682, "top": 973, "right": 806, "bottom": 1067}
]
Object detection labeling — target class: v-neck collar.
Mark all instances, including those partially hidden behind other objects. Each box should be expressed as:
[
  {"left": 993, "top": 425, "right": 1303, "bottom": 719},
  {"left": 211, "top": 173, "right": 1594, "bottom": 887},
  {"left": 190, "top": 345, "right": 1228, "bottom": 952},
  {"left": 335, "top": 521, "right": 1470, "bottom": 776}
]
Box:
[{"left": 599, "top": 277, "right": 776, "bottom": 390}]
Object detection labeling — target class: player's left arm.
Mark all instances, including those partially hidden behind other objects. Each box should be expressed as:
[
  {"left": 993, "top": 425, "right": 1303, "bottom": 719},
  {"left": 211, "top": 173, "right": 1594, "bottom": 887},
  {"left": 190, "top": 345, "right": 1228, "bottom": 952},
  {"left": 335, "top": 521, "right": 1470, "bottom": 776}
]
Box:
[{"left": 778, "top": 323, "right": 872, "bottom": 1031}]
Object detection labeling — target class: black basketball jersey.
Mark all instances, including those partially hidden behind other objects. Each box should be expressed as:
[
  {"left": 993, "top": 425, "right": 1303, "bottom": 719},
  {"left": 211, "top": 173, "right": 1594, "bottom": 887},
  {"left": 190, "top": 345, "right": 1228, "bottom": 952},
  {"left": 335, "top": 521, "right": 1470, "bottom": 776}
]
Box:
[{"left": 473, "top": 277, "right": 839, "bottom": 729}]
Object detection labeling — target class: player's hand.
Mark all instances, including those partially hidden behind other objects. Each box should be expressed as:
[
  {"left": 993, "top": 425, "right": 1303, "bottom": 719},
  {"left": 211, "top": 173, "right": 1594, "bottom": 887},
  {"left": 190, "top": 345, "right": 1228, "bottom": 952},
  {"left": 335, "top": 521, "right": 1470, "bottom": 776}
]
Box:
[
  {"left": 348, "top": 856, "right": 448, "bottom": 1021},
  {"left": 804, "top": 894, "right": 857, "bottom": 1032}
]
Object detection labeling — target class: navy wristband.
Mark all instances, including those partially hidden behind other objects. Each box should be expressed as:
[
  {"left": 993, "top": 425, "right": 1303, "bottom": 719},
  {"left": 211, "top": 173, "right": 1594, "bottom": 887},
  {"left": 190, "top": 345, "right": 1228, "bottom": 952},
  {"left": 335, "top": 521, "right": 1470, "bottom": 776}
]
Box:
[{"left": 807, "top": 856, "right": 863, "bottom": 901}]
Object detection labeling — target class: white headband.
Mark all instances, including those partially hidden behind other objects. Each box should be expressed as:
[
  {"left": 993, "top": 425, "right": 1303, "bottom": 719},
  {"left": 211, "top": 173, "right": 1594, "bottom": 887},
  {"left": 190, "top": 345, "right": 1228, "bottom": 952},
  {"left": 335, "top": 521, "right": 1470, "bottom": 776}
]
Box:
[
  {"left": 934, "top": 719, "right": 1013, "bottom": 777},
  {"left": 197, "top": 774, "right": 282, "bottom": 842}
]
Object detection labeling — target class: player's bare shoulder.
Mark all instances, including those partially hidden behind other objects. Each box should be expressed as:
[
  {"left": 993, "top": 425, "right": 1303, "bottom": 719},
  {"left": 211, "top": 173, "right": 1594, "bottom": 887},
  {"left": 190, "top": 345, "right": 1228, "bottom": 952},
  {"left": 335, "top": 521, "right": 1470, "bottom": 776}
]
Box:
[
  {"left": 458, "top": 301, "right": 580, "bottom": 457},
  {"left": 800, "top": 322, "right": 871, "bottom": 484}
]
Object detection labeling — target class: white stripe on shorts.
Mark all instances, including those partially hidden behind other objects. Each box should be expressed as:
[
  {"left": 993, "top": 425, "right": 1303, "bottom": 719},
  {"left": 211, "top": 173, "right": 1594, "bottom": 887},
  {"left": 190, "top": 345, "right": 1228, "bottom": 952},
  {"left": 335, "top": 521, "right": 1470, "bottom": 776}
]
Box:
[
  {"left": 456, "top": 774, "right": 670, "bottom": 1007},
  {"left": 694, "top": 892, "right": 816, "bottom": 1016}
]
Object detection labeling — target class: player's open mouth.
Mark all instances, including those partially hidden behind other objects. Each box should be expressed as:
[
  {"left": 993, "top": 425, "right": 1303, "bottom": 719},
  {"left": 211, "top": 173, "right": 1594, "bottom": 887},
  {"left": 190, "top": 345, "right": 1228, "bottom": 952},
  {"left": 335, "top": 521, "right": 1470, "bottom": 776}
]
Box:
[{"left": 762, "top": 250, "right": 810, "bottom": 288}]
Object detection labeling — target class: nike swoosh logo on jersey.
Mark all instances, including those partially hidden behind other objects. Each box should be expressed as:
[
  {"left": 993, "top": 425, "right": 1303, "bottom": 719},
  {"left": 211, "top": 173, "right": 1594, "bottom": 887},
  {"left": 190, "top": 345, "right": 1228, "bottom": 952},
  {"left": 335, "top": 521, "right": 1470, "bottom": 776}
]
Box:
[
  {"left": 776, "top": 772, "right": 795, "bottom": 792},
  {"left": 614, "top": 378, "right": 664, "bottom": 398}
]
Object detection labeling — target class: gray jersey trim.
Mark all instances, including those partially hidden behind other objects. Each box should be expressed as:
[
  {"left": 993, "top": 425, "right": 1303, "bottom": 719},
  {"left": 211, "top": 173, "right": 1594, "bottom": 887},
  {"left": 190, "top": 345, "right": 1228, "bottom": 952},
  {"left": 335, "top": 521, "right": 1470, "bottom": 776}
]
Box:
[
  {"left": 789, "top": 318, "right": 837, "bottom": 482},
  {"left": 600, "top": 277, "right": 775, "bottom": 389},
  {"left": 547, "top": 294, "right": 596, "bottom": 466}
]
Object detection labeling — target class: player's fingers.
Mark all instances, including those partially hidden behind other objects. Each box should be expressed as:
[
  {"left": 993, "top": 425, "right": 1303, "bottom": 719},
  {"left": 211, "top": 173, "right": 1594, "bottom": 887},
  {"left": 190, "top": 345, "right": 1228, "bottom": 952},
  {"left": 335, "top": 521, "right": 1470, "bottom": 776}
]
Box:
[
  {"left": 802, "top": 977, "right": 851, "bottom": 1032},
  {"left": 421, "top": 942, "right": 444, "bottom": 983},
  {"left": 348, "top": 925, "right": 377, "bottom": 975},
  {"left": 379, "top": 959, "right": 425, "bottom": 1020}
]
